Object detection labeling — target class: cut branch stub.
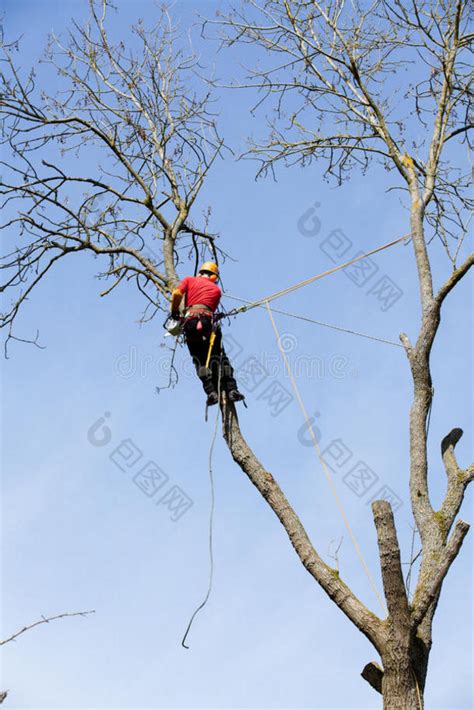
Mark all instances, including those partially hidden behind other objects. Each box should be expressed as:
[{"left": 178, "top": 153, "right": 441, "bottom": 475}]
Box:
[
  {"left": 361, "top": 661, "right": 383, "bottom": 695},
  {"left": 441, "top": 427, "right": 463, "bottom": 455},
  {"left": 372, "top": 500, "right": 409, "bottom": 623}
]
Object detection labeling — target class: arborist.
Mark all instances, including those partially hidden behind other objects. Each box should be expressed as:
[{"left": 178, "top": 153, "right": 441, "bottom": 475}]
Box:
[{"left": 170, "top": 261, "right": 245, "bottom": 407}]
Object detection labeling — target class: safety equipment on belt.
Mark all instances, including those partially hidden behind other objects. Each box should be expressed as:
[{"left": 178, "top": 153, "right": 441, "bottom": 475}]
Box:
[
  {"left": 199, "top": 261, "right": 219, "bottom": 282},
  {"left": 206, "top": 391, "right": 219, "bottom": 407},
  {"left": 185, "top": 303, "right": 214, "bottom": 319},
  {"left": 227, "top": 389, "right": 245, "bottom": 402},
  {"left": 205, "top": 330, "right": 217, "bottom": 369}
]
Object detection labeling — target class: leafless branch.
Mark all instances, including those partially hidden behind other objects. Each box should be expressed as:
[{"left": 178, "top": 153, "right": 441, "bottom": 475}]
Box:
[
  {"left": 0, "top": 0, "right": 227, "bottom": 350},
  {"left": 209, "top": 0, "right": 472, "bottom": 248},
  {"left": 411, "top": 519, "right": 470, "bottom": 626},
  {"left": 0, "top": 610, "right": 95, "bottom": 646}
]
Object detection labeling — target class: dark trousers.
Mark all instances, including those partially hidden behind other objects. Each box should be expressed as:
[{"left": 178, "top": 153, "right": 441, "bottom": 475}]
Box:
[{"left": 183, "top": 317, "right": 238, "bottom": 396}]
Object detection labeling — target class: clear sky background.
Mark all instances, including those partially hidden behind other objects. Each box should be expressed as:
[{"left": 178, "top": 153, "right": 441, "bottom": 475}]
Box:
[{"left": 1, "top": 1, "right": 472, "bottom": 709}]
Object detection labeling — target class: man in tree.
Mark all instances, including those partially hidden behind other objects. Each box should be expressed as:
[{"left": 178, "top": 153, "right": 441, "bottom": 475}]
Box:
[
  {"left": 1, "top": 0, "right": 473, "bottom": 706},
  {"left": 171, "top": 261, "right": 245, "bottom": 406}
]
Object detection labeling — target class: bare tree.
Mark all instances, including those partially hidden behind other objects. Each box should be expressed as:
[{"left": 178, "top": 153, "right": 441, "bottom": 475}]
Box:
[
  {"left": 0, "top": 0, "right": 225, "bottom": 354},
  {"left": 210, "top": 0, "right": 472, "bottom": 248},
  {"left": 1, "top": 1, "right": 473, "bottom": 709},
  {"left": 206, "top": 1, "right": 474, "bottom": 707}
]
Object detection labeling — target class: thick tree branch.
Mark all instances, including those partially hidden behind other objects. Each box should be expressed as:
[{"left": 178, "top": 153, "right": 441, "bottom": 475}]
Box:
[
  {"left": 406, "top": 247, "right": 473, "bottom": 546},
  {"left": 436, "top": 252, "right": 474, "bottom": 304},
  {"left": 222, "top": 405, "right": 385, "bottom": 649},
  {"left": 372, "top": 501, "right": 410, "bottom": 622},
  {"left": 411, "top": 519, "right": 470, "bottom": 627},
  {"left": 439, "top": 428, "right": 474, "bottom": 535},
  {"left": 406, "top": 311, "right": 438, "bottom": 547}
]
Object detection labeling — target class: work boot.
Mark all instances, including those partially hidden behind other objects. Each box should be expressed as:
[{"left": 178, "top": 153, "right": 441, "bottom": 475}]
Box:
[
  {"left": 227, "top": 389, "right": 245, "bottom": 402},
  {"left": 206, "top": 391, "right": 219, "bottom": 406}
]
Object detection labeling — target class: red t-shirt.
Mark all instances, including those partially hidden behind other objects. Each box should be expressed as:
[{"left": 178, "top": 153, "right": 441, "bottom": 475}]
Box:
[{"left": 177, "top": 276, "right": 222, "bottom": 312}]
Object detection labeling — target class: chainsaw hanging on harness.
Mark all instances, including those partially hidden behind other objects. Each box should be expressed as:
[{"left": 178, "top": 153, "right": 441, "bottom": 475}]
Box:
[{"left": 163, "top": 314, "right": 183, "bottom": 337}]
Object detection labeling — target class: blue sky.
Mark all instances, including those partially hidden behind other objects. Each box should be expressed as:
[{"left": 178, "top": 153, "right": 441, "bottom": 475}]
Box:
[{"left": 1, "top": 1, "right": 472, "bottom": 709}]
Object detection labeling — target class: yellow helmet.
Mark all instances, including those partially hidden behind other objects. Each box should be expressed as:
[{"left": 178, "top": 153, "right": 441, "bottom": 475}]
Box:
[{"left": 199, "top": 261, "right": 219, "bottom": 281}]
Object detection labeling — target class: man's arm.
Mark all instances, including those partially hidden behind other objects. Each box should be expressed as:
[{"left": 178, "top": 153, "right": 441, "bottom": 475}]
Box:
[
  {"left": 170, "top": 277, "right": 188, "bottom": 316},
  {"left": 171, "top": 288, "right": 183, "bottom": 316}
]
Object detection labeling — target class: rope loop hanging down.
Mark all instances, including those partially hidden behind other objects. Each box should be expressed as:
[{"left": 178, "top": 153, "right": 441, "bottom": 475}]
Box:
[{"left": 181, "top": 355, "right": 222, "bottom": 649}]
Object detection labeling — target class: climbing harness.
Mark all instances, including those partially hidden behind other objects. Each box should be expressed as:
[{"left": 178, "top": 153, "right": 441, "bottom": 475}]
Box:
[{"left": 265, "top": 301, "right": 387, "bottom": 613}]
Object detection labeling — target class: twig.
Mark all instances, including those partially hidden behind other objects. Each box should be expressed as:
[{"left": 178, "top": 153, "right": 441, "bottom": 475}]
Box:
[{"left": 0, "top": 610, "right": 95, "bottom": 646}]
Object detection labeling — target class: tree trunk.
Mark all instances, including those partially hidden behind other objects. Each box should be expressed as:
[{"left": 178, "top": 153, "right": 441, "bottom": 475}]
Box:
[{"left": 382, "top": 658, "right": 423, "bottom": 710}]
